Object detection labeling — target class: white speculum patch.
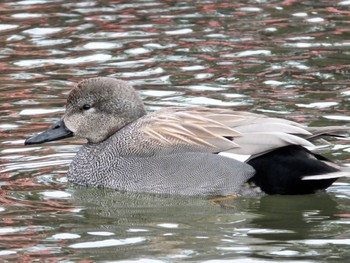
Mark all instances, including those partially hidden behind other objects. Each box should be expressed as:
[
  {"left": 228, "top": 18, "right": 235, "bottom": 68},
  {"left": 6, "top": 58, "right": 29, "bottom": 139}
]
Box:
[{"left": 218, "top": 152, "right": 251, "bottom": 162}]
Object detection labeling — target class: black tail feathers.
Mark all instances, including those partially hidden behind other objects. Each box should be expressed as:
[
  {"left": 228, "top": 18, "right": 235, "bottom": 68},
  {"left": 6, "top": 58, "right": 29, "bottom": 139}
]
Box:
[{"left": 247, "top": 145, "right": 339, "bottom": 195}]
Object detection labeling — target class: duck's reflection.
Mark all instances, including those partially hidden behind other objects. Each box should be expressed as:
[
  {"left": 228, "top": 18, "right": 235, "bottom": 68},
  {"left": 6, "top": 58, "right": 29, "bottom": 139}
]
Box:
[
  {"left": 245, "top": 192, "right": 340, "bottom": 240},
  {"left": 66, "top": 187, "right": 349, "bottom": 261},
  {"left": 71, "top": 187, "right": 340, "bottom": 240}
]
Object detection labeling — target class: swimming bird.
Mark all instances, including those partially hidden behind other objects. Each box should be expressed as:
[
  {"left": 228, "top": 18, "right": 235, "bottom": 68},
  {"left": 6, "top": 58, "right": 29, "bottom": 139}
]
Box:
[{"left": 25, "top": 77, "right": 349, "bottom": 196}]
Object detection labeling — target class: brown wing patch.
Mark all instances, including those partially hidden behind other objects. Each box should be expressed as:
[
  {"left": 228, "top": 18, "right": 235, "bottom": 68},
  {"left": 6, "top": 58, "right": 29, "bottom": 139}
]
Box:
[
  {"left": 137, "top": 107, "right": 319, "bottom": 157},
  {"left": 141, "top": 108, "right": 242, "bottom": 152}
]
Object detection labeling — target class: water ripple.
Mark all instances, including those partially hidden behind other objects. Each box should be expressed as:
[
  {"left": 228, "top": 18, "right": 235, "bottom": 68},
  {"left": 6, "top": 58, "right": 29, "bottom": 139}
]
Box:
[{"left": 1, "top": 0, "right": 350, "bottom": 262}]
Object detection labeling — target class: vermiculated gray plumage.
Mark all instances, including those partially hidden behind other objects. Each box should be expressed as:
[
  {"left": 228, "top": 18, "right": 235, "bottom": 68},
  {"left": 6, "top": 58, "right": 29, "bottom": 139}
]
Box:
[{"left": 68, "top": 141, "right": 255, "bottom": 196}]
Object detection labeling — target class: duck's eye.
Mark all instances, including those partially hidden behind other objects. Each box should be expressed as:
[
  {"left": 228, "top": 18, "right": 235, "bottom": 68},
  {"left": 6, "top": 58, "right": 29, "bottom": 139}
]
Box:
[{"left": 82, "top": 104, "right": 92, "bottom": 111}]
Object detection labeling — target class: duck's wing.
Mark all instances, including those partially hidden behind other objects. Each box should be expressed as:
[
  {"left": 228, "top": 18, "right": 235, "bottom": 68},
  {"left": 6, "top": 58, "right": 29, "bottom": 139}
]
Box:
[
  {"left": 119, "top": 107, "right": 316, "bottom": 157},
  {"left": 201, "top": 109, "right": 315, "bottom": 155},
  {"left": 130, "top": 107, "right": 241, "bottom": 155},
  {"left": 305, "top": 126, "right": 349, "bottom": 139}
]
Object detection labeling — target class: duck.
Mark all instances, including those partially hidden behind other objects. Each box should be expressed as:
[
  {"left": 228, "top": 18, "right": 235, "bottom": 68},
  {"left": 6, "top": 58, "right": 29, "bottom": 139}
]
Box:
[{"left": 25, "top": 77, "right": 349, "bottom": 196}]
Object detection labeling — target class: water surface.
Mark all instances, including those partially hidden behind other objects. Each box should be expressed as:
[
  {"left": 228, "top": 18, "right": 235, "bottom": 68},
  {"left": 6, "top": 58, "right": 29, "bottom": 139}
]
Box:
[{"left": 1, "top": 0, "right": 350, "bottom": 262}]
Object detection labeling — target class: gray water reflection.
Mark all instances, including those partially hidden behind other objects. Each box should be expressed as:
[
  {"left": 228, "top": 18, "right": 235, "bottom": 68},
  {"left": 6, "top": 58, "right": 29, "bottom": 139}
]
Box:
[
  {"left": 1, "top": 0, "right": 350, "bottom": 261},
  {"left": 35, "top": 189, "right": 350, "bottom": 262}
]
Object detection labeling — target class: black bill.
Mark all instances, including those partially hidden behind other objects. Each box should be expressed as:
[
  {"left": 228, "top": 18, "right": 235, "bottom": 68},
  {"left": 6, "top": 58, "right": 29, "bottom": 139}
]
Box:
[{"left": 25, "top": 119, "right": 73, "bottom": 145}]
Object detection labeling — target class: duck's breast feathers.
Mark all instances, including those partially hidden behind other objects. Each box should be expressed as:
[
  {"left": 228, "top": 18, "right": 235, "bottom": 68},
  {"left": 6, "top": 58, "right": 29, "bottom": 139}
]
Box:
[{"left": 115, "top": 107, "right": 317, "bottom": 158}]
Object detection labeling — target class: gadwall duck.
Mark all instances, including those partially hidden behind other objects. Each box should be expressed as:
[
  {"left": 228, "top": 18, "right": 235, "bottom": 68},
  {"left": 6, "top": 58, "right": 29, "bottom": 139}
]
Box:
[{"left": 25, "top": 77, "right": 349, "bottom": 196}]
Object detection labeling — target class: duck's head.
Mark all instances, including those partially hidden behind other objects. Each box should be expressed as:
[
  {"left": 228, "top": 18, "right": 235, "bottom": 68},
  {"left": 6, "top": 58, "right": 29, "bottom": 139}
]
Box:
[{"left": 25, "top": 77, "right": 146, "bottom": 145}]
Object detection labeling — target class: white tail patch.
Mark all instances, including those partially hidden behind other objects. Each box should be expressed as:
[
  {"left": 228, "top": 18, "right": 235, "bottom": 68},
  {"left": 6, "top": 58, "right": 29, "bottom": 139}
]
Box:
[
  {"left": 218, "top": 152, "right": 251, "bottom": 162},
  {"left": 302, "top": 171, "right": 349, "bottom": 180}
]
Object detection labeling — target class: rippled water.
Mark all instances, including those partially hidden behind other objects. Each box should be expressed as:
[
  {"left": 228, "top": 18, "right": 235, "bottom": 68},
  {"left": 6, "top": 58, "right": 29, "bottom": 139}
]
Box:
[{"left": 1, "top": 0, "right": 350, "bottom": 261}]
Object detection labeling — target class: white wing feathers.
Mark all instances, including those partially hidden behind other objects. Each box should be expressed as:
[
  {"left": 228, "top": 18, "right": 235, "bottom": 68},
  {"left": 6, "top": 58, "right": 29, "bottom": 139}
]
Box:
[{"left": 229, "top": 132, "right": 314, "bottom": 155}]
